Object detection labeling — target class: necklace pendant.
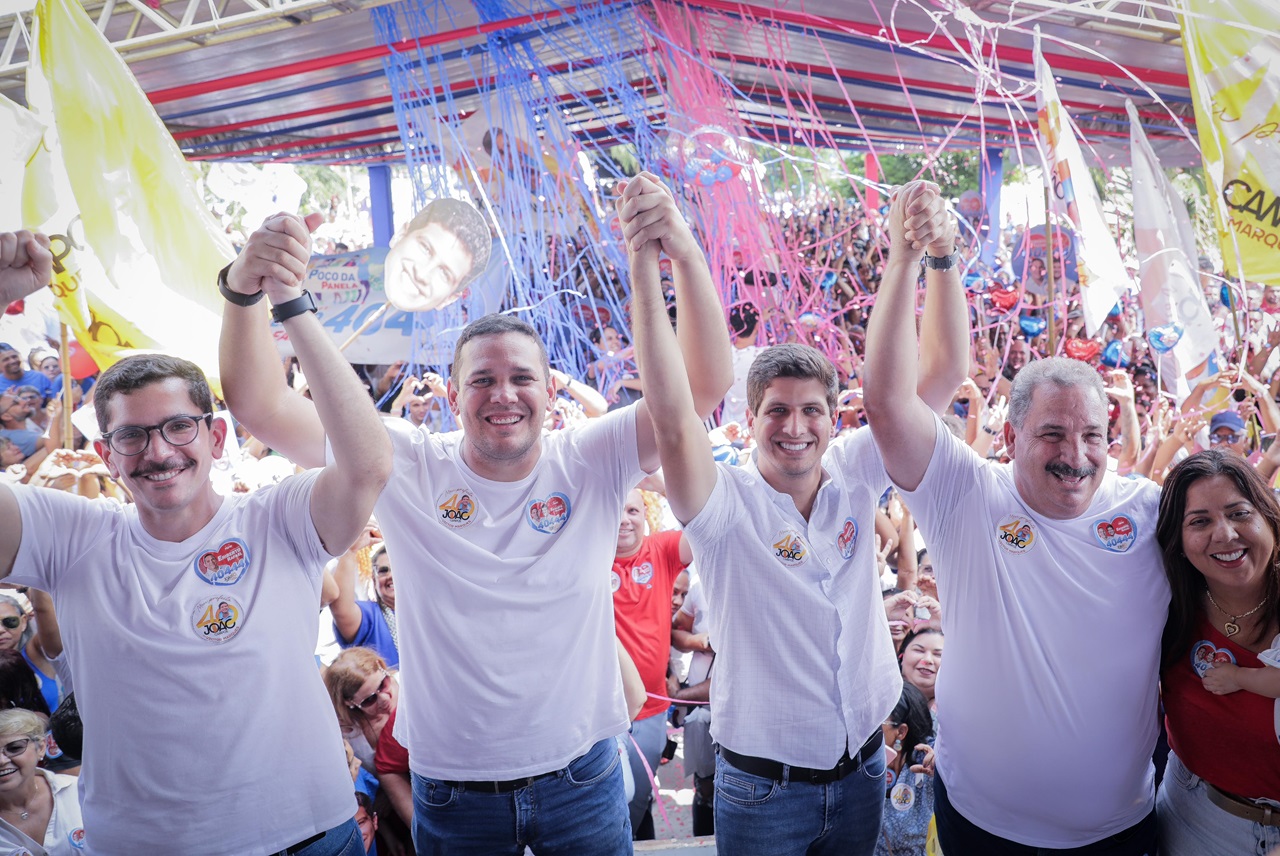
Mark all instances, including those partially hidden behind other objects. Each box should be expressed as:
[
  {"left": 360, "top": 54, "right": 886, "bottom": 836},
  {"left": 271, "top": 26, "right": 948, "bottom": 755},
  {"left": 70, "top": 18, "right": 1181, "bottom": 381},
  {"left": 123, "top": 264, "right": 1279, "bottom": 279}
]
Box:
[{"left": 1224, "top": 621, "right": 1240, "bottom": 638}]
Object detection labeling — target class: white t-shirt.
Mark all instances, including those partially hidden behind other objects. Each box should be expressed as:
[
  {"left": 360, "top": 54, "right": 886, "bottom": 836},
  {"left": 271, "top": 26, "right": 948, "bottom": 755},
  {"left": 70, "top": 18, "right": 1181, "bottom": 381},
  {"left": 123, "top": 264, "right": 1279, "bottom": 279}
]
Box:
[
  {"left": 721, "top": 344, "right": 763, "bottom": 427},
  {"left": 678, "top": 580, "right": 714, "bottom": 686},
  {"left": 0, "top": 769, "right": 83, "bottom": 856},
  {"left": 683, "top": 427, "right": 902, "bottom": 768},
  {"left": 10, "top": 472, "right": 355, "bottom": 855},
  {"left": 899, "top": 415, "right": 1168, "bottom": 847},
  {"left": 378, "top": 407, "right": 644, "bottom": 779}
]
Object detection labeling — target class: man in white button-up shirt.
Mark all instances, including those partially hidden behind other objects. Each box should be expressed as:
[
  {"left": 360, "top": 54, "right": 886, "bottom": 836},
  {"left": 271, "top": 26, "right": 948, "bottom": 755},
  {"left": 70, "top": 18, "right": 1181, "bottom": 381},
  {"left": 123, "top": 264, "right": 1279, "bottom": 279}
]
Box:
[{"left": 627, "top": 183, "right": 965, "bottom": 855}]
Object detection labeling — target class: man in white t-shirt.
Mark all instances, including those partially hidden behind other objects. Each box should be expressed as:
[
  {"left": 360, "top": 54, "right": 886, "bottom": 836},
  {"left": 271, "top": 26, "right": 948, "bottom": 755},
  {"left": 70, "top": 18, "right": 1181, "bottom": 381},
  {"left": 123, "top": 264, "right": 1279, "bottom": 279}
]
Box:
[
  {"left": 627, "top": 182, "right": 966, "bottom": 855},
  {"left": 863, "top": 182, "right": 1168, "bottom": 854},
  {"left": 0, "top": 222, "right": 392, "bottom": 855},
  {"left": 217, "top": 174, "right": 733, "bottom": 855}
]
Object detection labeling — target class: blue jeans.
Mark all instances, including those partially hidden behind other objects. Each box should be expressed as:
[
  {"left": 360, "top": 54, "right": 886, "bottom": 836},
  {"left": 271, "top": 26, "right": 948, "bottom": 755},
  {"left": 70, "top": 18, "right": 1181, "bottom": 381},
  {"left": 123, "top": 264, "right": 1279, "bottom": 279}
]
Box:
[
  {"left": 1157, "top": 751, "right": 1280, "bottom": 856},
  {"left": 411, "top": 737, "right": 632, "bottom": 855},
  {"left": 713, "top": 746, "right": 886, "bottom": 856},
  {"left": 625, "top": 712, "right": 668, "bottom": 832},
  {"left": 935, "top": 773, "right": 1157, "bottom": 855},
  {"left": 282, "top": 818, "right": 364, "bottom": 856}
]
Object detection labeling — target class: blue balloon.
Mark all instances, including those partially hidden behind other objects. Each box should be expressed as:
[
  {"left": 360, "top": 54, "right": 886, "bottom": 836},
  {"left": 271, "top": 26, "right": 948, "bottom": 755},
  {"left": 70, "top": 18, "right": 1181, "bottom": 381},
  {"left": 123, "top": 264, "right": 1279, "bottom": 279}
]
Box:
[
  {"left": 1019, "top": 316, "right": 1047, "bottom": 337},
  {"left": 1147, "top": 322, "right": 1184, "bottom": 354},
  {"left": 1221, "top": 284, "right": 1234, "bottom": 307},
  {"left": 683, "top": 162, "right": 699, "bottom": 180},
  {"left": 698, "top": 171, "right": 717, "bottom": 187},
  {"left": 715, "top": 164, "right": 734, "bottom": 183},
  {"left": 1100, "top": 339, "right": 1129, "bottom": 368},
  {"left": 963, "top": 272, "right": 986, "bottom": 292}
]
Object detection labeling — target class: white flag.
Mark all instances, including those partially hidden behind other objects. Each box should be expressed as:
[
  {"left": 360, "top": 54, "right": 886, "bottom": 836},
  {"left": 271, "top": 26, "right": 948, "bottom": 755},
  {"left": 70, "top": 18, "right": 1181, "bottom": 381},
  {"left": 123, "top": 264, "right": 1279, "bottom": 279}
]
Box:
[
  {"left": 1034, "top": 32, "right": 1132, "bottom": 336},
  {"left": 1127, "top": 101, "right": 1218, "bottom": 400}
]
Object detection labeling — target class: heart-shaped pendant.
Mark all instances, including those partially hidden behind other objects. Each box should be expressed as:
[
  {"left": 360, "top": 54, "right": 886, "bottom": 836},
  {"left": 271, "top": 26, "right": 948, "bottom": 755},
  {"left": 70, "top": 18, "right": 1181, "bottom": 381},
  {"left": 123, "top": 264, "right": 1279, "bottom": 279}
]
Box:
[{"left": 1224, "top": 622, "right": 1240, "bottom": 637}]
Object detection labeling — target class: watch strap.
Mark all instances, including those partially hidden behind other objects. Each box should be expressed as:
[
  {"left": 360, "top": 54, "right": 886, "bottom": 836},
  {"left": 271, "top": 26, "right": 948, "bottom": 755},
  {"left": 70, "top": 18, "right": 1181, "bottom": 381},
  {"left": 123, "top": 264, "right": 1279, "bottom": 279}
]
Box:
[
  {"left": 921, "top": 251, "right": 960, "bottom": 271},
  {"left": 271, "top": 290, "right": 318, "bottom": 323},
  {"left": 217, "top": 263, "right": 266, "bottom": 306}
]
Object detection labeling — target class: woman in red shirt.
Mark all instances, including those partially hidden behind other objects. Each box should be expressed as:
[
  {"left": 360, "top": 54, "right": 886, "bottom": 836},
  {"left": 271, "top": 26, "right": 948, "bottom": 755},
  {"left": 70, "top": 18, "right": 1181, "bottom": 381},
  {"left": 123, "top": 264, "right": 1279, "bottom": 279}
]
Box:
[{"left": 1156, "top": 450, "right": 1280, "bottom": 854}]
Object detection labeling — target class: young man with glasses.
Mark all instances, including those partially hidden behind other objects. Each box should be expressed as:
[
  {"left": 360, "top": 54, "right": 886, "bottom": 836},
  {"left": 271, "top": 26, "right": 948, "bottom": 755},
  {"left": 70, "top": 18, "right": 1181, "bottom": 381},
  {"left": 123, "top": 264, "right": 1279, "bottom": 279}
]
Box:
[{"left": 0, "top": 225, "right": 392, "bottom": 856}]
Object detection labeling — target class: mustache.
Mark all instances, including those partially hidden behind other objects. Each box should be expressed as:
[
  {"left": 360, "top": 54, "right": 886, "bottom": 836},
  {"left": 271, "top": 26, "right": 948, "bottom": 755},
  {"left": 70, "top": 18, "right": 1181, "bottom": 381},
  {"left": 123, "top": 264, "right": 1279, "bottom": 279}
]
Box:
[
  {"left": 129, "top": 458, "right": 191, "bottom": 478},
  {"left": 1045, "top": 462, "right": 1097, "bottom": 480}
]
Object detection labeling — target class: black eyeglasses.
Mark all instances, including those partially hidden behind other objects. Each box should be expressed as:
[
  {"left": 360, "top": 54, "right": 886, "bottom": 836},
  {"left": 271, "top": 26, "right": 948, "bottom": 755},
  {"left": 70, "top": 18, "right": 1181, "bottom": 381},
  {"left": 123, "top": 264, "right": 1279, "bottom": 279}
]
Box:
[
  {"left": 0, "top": 738, "right": 34, "bottom": 759},
  {"left": 101, "top": 414, "right": 213, "bottom": 456},
  {"left": 347, "top": 672, "right": 389, "bottom": 711},
  {"left": 0, "top": 617, "right": 20, "bottom": 630}
]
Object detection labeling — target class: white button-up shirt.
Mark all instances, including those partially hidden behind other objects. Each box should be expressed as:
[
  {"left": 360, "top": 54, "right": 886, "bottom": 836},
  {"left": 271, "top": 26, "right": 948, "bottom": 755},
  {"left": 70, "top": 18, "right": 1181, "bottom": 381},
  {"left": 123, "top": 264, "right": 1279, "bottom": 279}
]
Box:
[{"left": 683, "top": 426, "right": 902, "bottom": 768}]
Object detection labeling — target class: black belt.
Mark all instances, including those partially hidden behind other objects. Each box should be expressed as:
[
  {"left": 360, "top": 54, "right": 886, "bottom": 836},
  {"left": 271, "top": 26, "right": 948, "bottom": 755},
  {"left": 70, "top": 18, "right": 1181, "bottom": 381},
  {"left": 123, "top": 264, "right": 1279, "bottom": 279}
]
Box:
[
  {"left": 446, "top": 769, "right": 559, "bottom": 794},
  {"left": 720, "top": 730, "right": 883, "bottom": 785},
  {"left": 272, "top": 831, "right": 325, "bottom": 856}
]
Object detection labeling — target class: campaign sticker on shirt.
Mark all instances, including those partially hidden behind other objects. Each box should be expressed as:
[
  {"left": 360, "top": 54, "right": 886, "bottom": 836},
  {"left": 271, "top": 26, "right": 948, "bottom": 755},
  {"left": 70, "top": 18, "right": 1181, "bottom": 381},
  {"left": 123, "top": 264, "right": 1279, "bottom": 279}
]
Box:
[
  {"left": 68, "top": 829, "right": 86, "bottom": 850},
  {"left": 526, "top": 493, "right": 571, "bottom": 535},
  {"left": 192, "top": 596, "right": 245, "bottom": 645},
  {"left": 836, "top": 518, "right": 858, "bottom": 560},
  {"left": 44, "top": 732, "right": 63, "bottom": 760},
  {"left": 609, "top": 571, "right": 622, "bottom": 593},
  {"left": 631, "top": 562, "right": 654, "bottom": 586},
  {"left": 1190, "top": 640, "right": 1237, "bottom": 678},
  {"left": 1093, "top": 515, "right": 1136, "bottom": 553},
  {"left": 995, "top": 514, "right": 1037, "bottom": 554},
  {"left": 436, "top": 488, "right": 478, "bottom": 528},
  {"left": 192, "top": 538, "right": 250, "bottom": 586},
  {"left": 890, "top": 780, "right": 916, "bottom": 812},
  {"left": 772, "top": 530, "right": 808, "bottom": 567}
]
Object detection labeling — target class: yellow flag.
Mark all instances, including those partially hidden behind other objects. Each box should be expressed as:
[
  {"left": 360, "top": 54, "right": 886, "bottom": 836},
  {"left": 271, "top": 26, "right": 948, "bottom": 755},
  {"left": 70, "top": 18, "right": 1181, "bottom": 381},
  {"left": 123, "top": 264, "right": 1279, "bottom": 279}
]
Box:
[
  {"left": 1182, "top": 0, "right": 1280, "bottom": 286},
  {"left": 24, "top": 0, "right": 234, "bottom": 383}
]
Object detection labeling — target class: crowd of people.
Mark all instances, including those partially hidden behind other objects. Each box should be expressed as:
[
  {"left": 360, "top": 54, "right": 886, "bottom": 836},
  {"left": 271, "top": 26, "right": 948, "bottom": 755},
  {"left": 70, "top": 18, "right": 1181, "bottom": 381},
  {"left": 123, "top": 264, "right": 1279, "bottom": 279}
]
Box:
[{"left": 0, "top": 169, "right": 1277, "bottom": 856}]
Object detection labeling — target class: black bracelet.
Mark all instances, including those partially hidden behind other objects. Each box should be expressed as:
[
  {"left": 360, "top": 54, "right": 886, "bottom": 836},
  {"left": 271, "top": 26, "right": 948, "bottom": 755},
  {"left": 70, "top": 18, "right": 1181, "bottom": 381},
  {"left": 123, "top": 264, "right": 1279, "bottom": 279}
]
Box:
[
  {"left": 271, "top": 290, "right": 318, "bottom": 323},
  {"left": 217, "top": 263, "right": 266, "bottom": 307}
]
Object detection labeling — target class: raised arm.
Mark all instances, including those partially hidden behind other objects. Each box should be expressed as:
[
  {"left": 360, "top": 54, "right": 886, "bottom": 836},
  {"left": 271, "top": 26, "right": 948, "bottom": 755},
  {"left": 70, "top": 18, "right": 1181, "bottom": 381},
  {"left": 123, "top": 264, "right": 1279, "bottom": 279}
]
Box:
[
  {"left": 0, "top": 233, "right": 56, "bottom": 581},
  {"left": 864, "top": 182, "right": 962, "bottom": 490},
  {"left": 551, "top": 368, "right": 608, "bottom": 418},
  {"left": 618, "top": 173, "right": 733, "bottom": 420},
  {"left": 221, "top": 215, "right": 392, "bottom": 554},
  {"left": 916, "top": 220, "right": 967, "bottom": 415},
  {"left": 218, "top": 215, "right": 327, "bottom": 469},
  {"left": 622, "top": 183, "right": 720, "bottom": 523},
  {"left": 330, "top": 528, "right": 378, "bottom": 643}
]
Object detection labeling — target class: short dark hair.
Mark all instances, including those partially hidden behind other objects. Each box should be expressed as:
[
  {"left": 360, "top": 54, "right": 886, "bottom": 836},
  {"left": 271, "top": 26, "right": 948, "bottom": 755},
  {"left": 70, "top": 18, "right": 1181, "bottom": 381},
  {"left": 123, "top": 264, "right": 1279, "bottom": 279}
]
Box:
[
  {"left": 354, "top": 791, "right": 374, "bottom": 812},
  {"left": 407, "top": 198, "right": 492, "bottom": 285},
  {"left": 450, "top": 314, "right": 548, "bottom": 381},
  {"left": 94, "top": 354, "right": 213, "bottom": 432},
  {"left": 1157, "top": 449, "right": 1280, "bottom": 672},
  {"left": 885, "top": 683, "right": 934, "bottom": 755},
  {"left": 729, "top": 302, "right": 759, "bottom": 339},
  {"left": 0, "top": 648, "right": 49, "bottom": 715},
  {"left": 746, "top": 344, "right": 838, "bottom": 417}
]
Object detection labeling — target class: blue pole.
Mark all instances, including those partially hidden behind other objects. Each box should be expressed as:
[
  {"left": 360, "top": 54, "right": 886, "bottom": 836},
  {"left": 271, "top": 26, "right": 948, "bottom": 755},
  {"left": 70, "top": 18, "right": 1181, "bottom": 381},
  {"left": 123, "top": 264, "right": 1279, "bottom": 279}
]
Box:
[{"left": 368, "top": 165, "right": 394, "bottom": 248}]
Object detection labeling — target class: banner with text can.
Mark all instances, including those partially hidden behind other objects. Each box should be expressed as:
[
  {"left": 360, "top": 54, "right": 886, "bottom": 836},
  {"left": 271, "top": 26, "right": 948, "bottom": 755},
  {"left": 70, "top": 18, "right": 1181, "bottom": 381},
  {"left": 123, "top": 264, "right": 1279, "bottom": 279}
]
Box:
[{"left": 1181, "top": 0, "right": 1280, "bottom": 286}]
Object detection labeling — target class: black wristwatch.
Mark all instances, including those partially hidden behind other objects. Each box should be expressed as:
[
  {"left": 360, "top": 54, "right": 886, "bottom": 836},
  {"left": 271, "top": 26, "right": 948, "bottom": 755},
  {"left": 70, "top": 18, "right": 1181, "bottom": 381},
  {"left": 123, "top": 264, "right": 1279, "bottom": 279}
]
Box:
[
  {"left": 271, "top": 290, "right": 318, "bottom": 323},
  {"left": 921, "top": 250, "right": 960, "bottom": 272},
  {"left": 217, "top": 263, "right": 266, "bottom": 306}
]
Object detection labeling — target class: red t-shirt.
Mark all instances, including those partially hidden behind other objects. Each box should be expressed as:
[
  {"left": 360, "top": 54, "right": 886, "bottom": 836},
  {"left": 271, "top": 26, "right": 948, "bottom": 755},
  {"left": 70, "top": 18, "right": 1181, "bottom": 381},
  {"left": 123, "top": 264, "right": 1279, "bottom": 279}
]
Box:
[
  {"left": 612, "top": 530, "right": 687, "bottom": 720},
  {"left": 1163, "top": 615, "right": 1280, "bottom": 799},
  {"left": 374, "top": 706, "right": 410, "bottom": 776}
]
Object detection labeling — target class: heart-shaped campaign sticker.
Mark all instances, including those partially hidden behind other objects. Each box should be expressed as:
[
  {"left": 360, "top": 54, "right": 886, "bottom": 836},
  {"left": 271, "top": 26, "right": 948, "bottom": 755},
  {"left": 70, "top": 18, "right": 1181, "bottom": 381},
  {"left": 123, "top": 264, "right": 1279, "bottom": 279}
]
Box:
[
  {"left": 1064, "top": 338, "right": 1101, "bottom": 362},
  {"left": 836, "top": 518, "right": 858, "bottom": 560},
  {"left": 526, "top": 492, "right": 572, "bottom": 535},
  {"left": 632, "top": 562, "right": 654, "bottom": 585},
  {"left": 1093, "top": 516, "right": 1137, "bottom": 552},
  {"left": 193, "top": 539, "right": 250, "bottom": 586},
  {"left": 1190, "top": 640, "right": 1236, "bottom": 678}
]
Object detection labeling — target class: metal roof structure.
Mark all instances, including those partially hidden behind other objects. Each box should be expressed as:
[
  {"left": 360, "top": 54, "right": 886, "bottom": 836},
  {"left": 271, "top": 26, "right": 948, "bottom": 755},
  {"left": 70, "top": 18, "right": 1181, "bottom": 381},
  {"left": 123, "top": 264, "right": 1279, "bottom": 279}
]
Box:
[{"left": 0, "top": 0, "right": 1201, "bottom": 166}]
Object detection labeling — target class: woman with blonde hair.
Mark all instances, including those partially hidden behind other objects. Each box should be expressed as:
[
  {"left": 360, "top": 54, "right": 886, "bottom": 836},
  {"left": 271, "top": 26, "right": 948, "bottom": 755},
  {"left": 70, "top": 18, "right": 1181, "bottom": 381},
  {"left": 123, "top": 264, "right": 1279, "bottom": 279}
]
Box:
[{"left": 0, "top": 708, "right": 83, "bottom": 854}]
